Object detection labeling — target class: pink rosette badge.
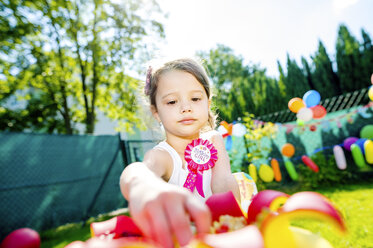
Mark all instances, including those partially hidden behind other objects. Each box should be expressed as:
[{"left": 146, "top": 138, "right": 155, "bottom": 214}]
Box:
[{"left": 183, "top": 138, "right": 218, "bottom": 198}]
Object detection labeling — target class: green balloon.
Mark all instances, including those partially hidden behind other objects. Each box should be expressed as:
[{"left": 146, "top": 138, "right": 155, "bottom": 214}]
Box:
[
  {"left": 284, "top": 159, "right": 298, "bottom": 181},
  {"left": 360, "top": 125, "right": 373, "bottom": 139},
  {"left": 351, "top": 144, "right": 368, "bottom": 168},
  {"left": 296, "top": 119, "right": 305, "bottom": 126}
]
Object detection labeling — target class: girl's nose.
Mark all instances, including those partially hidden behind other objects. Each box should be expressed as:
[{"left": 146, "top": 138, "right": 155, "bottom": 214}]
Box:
[{"left": 180, "top": 102, "right": 192, "bottom": 113}]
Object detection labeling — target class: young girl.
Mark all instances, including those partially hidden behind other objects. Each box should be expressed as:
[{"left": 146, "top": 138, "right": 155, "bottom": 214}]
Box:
[{"left": 120, "top": 58, "right": 240, "bottom": 248}]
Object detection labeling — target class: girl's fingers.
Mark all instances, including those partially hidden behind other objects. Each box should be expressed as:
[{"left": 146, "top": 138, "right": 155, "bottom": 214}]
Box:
[
  {"left": 164, "top": 198, "right": 193, "bottom": 246},
  {"left": 146, "top": 202, "right": 174, "bottom": 248},
  {"left": 134, "top": 214, "right": 152, "bottom": 239},
  {"left": 129, "top": 203, "right": 152, "bottom": 239},
  {"left": 185, "top": 196, "right": 211, "bottom": 235}
]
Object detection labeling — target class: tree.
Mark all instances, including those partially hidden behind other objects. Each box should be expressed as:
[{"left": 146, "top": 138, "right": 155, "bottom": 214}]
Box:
[
  {"left": 336, "top": 24, "right": 365, "bottom": 92},
  {"left": 0, "top": 0, "right": 165, "bottom": 134},
  {"left": 360, "top": 29, "right": 373, "bottom": 84},
  {"left": 197, "top": 45, "right": 255, "bottom": 121},
  {"left": 301, "top": 56, "right": 315, "bottom": 90},
  {"left": 198, "top": 44, "right": 284, "bottom": 121},
  {"left": 281, "top": 54, "right": 309, "bottom": 98},
  {"left": 310, "top": 41, "right": 342, "bottom": 98}
]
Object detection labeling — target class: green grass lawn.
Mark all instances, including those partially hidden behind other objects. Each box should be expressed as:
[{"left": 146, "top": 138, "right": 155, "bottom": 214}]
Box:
[
  {"left": 291, "top": 182, "right": 373, "bottom": 248},
  {"left": 40, "top": 182, "right": 373, "bottom": 248}
]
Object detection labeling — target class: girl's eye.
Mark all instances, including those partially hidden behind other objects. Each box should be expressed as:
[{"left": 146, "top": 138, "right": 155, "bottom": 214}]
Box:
[
  {"left": 192, "top": 98, "right": 201, "bottom": 101},
  {"left": 167, "top": 100, "right": 176, "bottom": 105}
]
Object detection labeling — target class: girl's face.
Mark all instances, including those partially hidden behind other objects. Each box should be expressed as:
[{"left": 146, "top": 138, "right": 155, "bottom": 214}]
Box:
[{"left": 152, "top": 70, "right": 210, "bottom": 140}]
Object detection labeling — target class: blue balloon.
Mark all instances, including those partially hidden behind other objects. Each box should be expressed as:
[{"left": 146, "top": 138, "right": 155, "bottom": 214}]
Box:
[
  {"left": 303, "top": 90, "right": 321, "bottom": 107},
  {"left": 355, "top": 138, "right": 367, "bottom": 155},
  {"left": 225, "top": 135, "right": 233, "bottom": 151}
]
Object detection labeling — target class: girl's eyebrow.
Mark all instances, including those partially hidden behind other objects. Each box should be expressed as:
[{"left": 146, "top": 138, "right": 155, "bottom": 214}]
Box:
[
  {"left": 161, "top": 90, "right": 204, "bottom": 99},
  {"left": 161, "top": 92, "right": 177, "bottom": 99}
]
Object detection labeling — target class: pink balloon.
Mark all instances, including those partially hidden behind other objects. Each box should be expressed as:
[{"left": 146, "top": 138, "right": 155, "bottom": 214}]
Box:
[
  {"left": 296, "top": 107, "right": 313, "bottom": 122},
  {"left": 343, "top": 137, "right": 359, "bottom": 151},
  {"left": 333, "top": 145, "right": 347, "bottom": 170},
  {"left": 311, "top": 105, "right": 327, "bottom": 119},
  {"left": 0, "top": 228, "right": 40, "bottom": 248}
]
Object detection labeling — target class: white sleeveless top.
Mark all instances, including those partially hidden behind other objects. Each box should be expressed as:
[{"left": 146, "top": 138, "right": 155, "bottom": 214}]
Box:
[{"left": 153, "top": 141, "right": 213, "bottom": 201}]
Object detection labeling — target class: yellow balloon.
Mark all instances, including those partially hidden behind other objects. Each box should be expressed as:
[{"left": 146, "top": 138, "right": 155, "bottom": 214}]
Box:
[
  {"left": 259, "top": 164, "right": 274, "bottom": 182},
  {"left": 288, "top": 97, "right": 306, "bottom": 113},
  {"left": 248, "top": 164, "right": 258, "bottom": 182},
  {"left": 369, "top": 86, "right": 373, "bottom": 101},
  {"left": 365, "top": 140, "right": 373, "bottom": 164}
]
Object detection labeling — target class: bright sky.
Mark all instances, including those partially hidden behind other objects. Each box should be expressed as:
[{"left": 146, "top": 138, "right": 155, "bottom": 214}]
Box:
[{"left": 156, "top": 0, "right": 373, "bottom": 77}]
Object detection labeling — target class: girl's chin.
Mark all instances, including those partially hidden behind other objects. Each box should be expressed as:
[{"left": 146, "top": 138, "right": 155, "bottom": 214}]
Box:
[{"left": 169, "top": 131, "right": 201, "bottom": 140}]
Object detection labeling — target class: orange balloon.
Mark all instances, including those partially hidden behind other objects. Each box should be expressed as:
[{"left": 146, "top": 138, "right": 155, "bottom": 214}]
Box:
[
  {"left": 220, "top": 121, "right": 233, "bottom": 135},
  {"left": 270, "top": 158, "right": 282, "bottom": 182},
  {"left": 281, "top": 143, "right": 295, "bottom": 157},
  {"left": 288, "top": 98, "right": 306, "bottom": 113}
]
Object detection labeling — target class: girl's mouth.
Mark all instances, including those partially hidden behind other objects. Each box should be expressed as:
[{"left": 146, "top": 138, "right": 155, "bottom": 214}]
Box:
[{"left": 179, "top": 119, "right": 196, "bottom": 124}]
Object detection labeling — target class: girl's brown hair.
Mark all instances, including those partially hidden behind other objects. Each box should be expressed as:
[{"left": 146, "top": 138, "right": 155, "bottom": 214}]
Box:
[{"left": 145, "top": 58, "right": 216, "bottom": 129}]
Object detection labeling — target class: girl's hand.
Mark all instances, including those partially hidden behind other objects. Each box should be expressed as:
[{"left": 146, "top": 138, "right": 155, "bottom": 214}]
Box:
[
  {"left": 128, "top": 178, "right": 211, "bottom": 248},
  {"left": 207, "top": 130, "right": 241, "bottom": 202}
]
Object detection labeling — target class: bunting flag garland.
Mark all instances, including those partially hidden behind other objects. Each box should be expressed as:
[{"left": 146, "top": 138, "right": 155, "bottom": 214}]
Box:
[{"left": 255, "top": 102, "right": 373, "bottom": 134}]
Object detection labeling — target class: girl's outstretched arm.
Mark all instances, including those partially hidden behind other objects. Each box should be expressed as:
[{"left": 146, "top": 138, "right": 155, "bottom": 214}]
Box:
[
  {"left": 209, "top": 131, "right": 241, "bottom": 202},
  {"left": 120, "top": 151, "right": 211, "bottom": 248}
]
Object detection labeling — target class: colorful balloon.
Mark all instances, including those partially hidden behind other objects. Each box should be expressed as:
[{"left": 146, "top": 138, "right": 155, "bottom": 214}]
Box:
[
  {"left": 281, "top": 143, "right": 295, "bottom": 157},
  {"left": 301, "top": 155, "right": 319, "bottom": 172},
  {"left": 303, "top": 90, "right": 321, "bottom": 108},
  {"left": 232, "top": 123, "right": 247, "bottom": 137},
  {"left": 249, "top": 163, "right": 258, "bottom": 183},
  {"left": 355, "top": 138, "right": 368, "bottom": 155},
  {"left": 296, "top": 119, "right": 305, "bottom": 126},
  {"left": 364, "top": 140, "right": 373, "bottom": 164},
  {"left": 259, "top": 164, "right": 274, "bottom": 183},
  {"left": 369, "top": 86, "right": 373, "bottom": 101},
  {"left": 360, "top": 125, "right": 373, "bottom": 139},
  {"left": 333, "top": 145, "right": 347, "bottom": 170},
  {"left": 284, "top": 159, "right": 298, "bottom": 181},
  {"left": 270, "top": 158, "right": 282, "bottom": 182},
  {"left": 309, "top": 125, "right": 317, "bottom": 132},
  {"left": 288, "top": 97, "right": 306, "bottom": 113},
  {"left": 225, "top": 135, "right": 233, "bottom": 151},
  {"left": 310, "top": 105, "right": 327, "bottom": 119},
  {"left": 219, "top": 121, "right": 233, "bottom": 137},
  {"left": 0, "top": 228, "right": 40, "bottom": 248},
  {"left": 217, "top": 125, "right": 229, "bottom": 137},
  {"left": 350, "top": 144, "right": 368, "bottom": 168},
  {"left": 297, "top": 107, "right": 313, "bottom": 122},
  {"left": 343, "top": 137, "right": 359, "bottom": 151}
]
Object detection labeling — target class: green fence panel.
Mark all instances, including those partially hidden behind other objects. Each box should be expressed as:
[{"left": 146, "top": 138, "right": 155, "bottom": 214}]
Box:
[{"left": 0, "top": 132, "right": 127, "bottom": 238}]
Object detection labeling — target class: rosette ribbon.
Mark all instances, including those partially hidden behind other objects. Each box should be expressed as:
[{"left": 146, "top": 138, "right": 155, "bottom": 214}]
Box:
[{"left": 183, "top": 138, "right": 218, "bottom": 198}]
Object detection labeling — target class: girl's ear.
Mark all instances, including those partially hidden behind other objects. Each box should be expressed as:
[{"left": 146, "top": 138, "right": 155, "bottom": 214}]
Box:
[
  {"left": 208, "top": 99, "right": 211, "bottom": 110},
  {"left": 151, "top": 105, "right": 161, "bottom": 122}
]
